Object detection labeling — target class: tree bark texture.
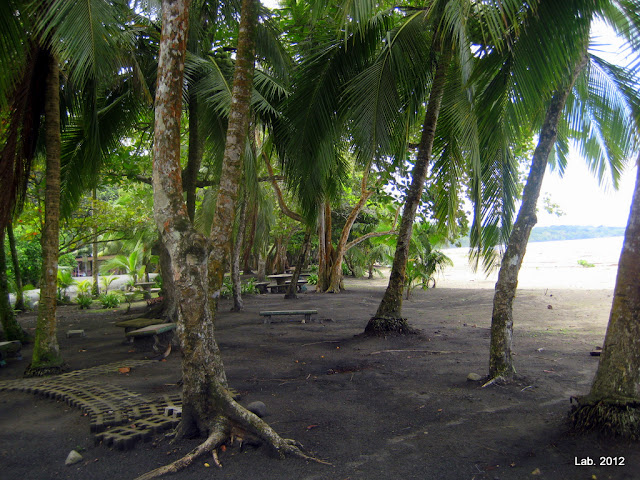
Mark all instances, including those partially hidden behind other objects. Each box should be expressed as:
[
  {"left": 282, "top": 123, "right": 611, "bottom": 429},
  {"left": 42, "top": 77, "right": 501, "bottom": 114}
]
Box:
[
  {"left": 30, "top": 53, "right": 63, "bottom": 372},
  {"left": 489, "top": 52, "right": 588, "bottom": 379},
  {"left": 231, "top": 190, "right": 247, "bottom": 311},
  {"left": 367, "top": 50, "right": 450, "bottom": 333},
  {"left": 590, "top": 160, "right": 640, "bottom": 400},
  {"left": 7, "top": 222, "right": 25, "bottom": 311}
]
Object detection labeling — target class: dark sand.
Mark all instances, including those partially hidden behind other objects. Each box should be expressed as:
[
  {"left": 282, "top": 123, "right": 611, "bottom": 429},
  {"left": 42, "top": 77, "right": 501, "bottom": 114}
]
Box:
[{"left": 1, "top": 276, "right": 637, "bottom": 480}]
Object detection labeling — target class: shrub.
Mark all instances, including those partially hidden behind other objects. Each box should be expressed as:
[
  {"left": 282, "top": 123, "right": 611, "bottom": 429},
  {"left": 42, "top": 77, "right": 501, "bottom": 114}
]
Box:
[
  {"left": 76, "top": 293, "right": 93, "bottom": 309},
  {"left": 578, "top": 259, "right": 595, "bottom": 268},
  {"left": 99, "top": 293, "right": 120, "bottom": 309},
  {"left": 307, "top": 273, "right": 318, "bottom": 285}
]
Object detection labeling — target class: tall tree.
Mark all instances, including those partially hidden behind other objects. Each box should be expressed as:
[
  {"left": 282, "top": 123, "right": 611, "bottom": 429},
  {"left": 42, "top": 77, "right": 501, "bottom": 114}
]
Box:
[
  {"left": 569, "top": 157, "right": 640, "bottom": 438},
  {"left": 141, "top": 0, "right": 313, "bottom": 476},
  {"left": 484, "top": 0, "right": 640, "bottom": 379},
  {"left": 28, "top": 52, "right": 64, "bottom": 375}
]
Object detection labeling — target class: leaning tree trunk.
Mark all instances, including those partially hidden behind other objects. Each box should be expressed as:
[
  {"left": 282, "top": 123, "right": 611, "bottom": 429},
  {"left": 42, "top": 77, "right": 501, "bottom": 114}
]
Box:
[
  {"left": 141, "top": 1, "right": 312, "bottom": 478},
  {"left": 488, "top": 52, "right": 588, "bottom": 379},
  {"left": 366, "top": 50, "right": 450, "bottom": 335},
  {"left": 326, "top": 167, "right": 373, "bottom": 293},
  {"left": 285, "top": 228, "right": 312, "bottom": 299},
  {"left": 0, "top": 229, "right": 29, "bottom": 341},
  {"left": 28, "top": 53, "right": 63, "bottom": 375},
  {"left": 569, "top": 157, "right": 640, "bottom": 438},
  {"left": 7, "top": 222, "right": 25, "bottom": 311}
]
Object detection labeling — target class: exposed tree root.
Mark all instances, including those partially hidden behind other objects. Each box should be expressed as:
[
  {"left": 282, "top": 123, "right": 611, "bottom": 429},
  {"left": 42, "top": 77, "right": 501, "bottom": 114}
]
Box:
[
  {"left": 364, "top": 315, "right": 415, "bottom": 335},
  {"left": 135, "top": 394, "right": 330, "bottom": 480},
  {"left": 568, "top": 397, "right": 640, "bottom": 440},
  {"left": 134, "top": 417, "right": 228, "bottom": 480}
]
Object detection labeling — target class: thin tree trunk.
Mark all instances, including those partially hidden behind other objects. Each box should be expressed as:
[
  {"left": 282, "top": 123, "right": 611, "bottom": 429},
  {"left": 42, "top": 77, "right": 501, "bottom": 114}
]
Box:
[
  {"left": 7, "top": 222, "right": 25, "bottom": 311},
  {"left": 366, "top": 49, "right": 451, "bottom": 334},
  {"left": 317, "top": 202, "right": 333, "bottom": 291},
  {"left": 0, "top": 229, "right": 28, "bottom": 341},
  {"left": 489, "top": 52, "right": 588, "bottom": 379},
  {"left": 231, "top": 189, "right": 247, "bottom": 311},
  {"left": 91, "top": 188, "right": 100, "bottom": 296},
  {"left": 242, "top": 199, "right": 257, "bottom": 274},
  {"left": 285, "top": 228, "right": 312, "bottom": 299},
  {"left": 184, "top": 89, "right": 203, "bottom": 222},
  {"left": 569, "top": 157, "right": 640, "bottom": 437},
  {"left": 326, "top": 167, "right": 373, "bottom": 293},
  {"left": 143, "top": 2, "right": 311, "bottom": 477},
  {"left": 28, "top": 53, "right": 63, "bottom": 374}
]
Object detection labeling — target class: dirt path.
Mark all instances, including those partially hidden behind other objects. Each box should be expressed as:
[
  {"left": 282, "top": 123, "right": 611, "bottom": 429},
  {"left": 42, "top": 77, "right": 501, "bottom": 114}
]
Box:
[{"left": 0, "top": 276, "right": 637, "bottom": 480}]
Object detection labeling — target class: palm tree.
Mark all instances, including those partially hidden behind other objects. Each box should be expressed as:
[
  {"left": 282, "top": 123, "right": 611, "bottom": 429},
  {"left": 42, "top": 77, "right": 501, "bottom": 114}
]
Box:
[
  {"left": 569, "top": 157, "right": 640, "bottom": 438},
  {"left": 480, "top": 0, "right": 640, "bottom": 380},
  {"left": 0, "top": 0, "right": 145, "bottom": 374}
]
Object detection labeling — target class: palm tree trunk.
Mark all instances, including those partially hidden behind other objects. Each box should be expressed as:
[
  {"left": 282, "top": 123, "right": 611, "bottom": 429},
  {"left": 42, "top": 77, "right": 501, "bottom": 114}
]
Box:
[
  {"left": 144, "top": 2, "right": 311, "bottom": 477},
  {"left": 366, "top": 49, "right": 450, "bottom": 334},
  {"left": 29, "top": 53, "right": 63, "bottom": 374},
  {"left": 489, "top": 52, "right": 588, "bottom": 379},
  {"left": 569, "top": 157, "right": 640, "bottom": 437},
  {"left": 184, "top": 89, "right": 203, "bottom": 222},
  {"left": 91, "top": 188, "right": 100, "bottom": 296},
  {"left": 231, "top": 189, "right": 247, "bottom": 311},
  {"left": 285, "top": 228, "right": 312, "bottom": 299},
  {"left": 7, "top": 222, "right": 25, "bottom": 311},
  {"left": 0, "top": 228, "right": 28, "bottom": 342}
]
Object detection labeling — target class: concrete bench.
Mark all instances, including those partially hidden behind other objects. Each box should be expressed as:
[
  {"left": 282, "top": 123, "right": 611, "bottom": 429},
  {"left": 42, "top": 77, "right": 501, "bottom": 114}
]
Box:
[
  {"left": 115, "top": 318, "right": 164, "bottom": 334},
  {"left": 126, "top": 323, "right": 176, "bottom": 352},
  {"left": 259, "top": 310, "right": 318, "bottom": 324},
  {"left": 267, "top": 284, "right": 287, "bottom": 294},
  {"left": 0, "top": 340, "right": 22, "bottom": 366},
  {"left": 254, "top": 282, "right": 270, "bottom": 294}
]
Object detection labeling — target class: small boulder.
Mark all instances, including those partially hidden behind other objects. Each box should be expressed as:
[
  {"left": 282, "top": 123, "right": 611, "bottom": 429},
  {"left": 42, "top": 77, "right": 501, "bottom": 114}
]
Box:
[
  {"left": 65, "top": 450, "right": 83, "bottom": 466},
  {"left": 467, "top": 373, "right": 483, "bottom": 382},
  {"left": 247, "top": 401, "right": 267, "bottom": 418}
]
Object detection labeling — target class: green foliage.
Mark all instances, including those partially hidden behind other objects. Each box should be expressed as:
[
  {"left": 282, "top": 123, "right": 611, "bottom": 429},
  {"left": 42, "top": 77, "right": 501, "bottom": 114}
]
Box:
[
  {"left": 56, "top": 268, "right": 76, "bottom": 303},
  {"left": 75, "top": 280, "right": 92, "bottom": 295},
  {"left": 578, "top": 259, "right": 595, "bottom": 268},
  {"left": 76, "top": 293, "right": 93, "bottom": 309},
  {"left": 307, "top": 273, "right": 318, "bottom": 285},
  {"left": 404, "top": 223, "right": 453, "bottom": 299},
  {"left": 101, "top": 241, "right": 146, "bottom": 288},
  {"left": 98, "top": 293, "right": 120, "bottom": 309},
  {"left": 241, "top": 278, "right": 258, "bottom": 295},
  {"left": 99, "top": 275, "right": 116, "bottom": 294}
]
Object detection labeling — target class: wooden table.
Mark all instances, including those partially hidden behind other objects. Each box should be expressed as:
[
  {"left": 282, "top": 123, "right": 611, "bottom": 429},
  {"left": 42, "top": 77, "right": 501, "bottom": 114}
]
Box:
[{"left": 267, "top": 274, "right": 293, "bottom": 285}]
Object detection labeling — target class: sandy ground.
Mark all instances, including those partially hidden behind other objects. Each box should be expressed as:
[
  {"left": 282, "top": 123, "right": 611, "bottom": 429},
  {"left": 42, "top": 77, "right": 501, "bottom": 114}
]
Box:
[{"left": 1, "top": 237, "right": 637, "bottom": 480}]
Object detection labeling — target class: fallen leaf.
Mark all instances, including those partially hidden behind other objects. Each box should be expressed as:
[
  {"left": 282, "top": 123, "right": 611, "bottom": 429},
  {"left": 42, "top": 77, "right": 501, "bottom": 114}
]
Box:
[
  {"left": 532, "top": 467, "right": 541, "bottom": 475},
  {"left": 306, "top": 424, "right": 319, "bottom": 430},
  {"left": 118, "top": 367, "right": 131, "bottom": 374},
  {"left": 220, "top": 445, "right": 226, "bottom": 452},
  {"left": 204, "top": 463, "right": 210, "bottom": 468}
]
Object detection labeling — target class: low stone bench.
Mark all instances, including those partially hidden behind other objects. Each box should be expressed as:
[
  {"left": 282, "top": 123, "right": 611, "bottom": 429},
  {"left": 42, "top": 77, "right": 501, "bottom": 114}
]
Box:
[
  {"left": 254, "top": 282, "right": 270, "bottom": 294},
  {"left": 125, "top": 323, "right": 176, "bottom": 352},
  {"left": 259, "top": 310, "right": 318, "bottom": 324},
  {"left": 115, "top": 318, "right": 164, "bottom": 334},
  {"left": 0, "top": 340, "right": 22, "bottom": 366}
]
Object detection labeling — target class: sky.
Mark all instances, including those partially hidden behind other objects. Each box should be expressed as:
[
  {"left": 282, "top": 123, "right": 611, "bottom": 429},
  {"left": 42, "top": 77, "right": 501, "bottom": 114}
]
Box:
[{"left": 260, "top": 1, "right": 637, "bottom": 228}]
